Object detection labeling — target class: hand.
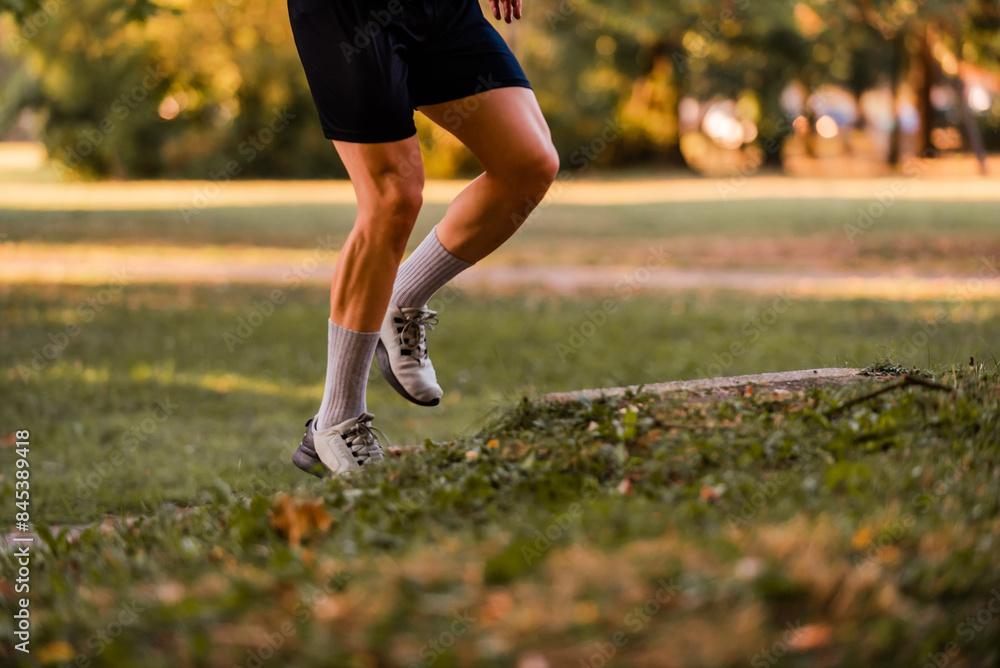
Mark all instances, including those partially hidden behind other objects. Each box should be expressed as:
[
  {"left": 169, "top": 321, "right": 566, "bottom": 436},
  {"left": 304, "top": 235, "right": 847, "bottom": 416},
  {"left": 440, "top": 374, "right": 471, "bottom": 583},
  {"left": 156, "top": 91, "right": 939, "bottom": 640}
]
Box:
[{"left": 488, "top": 0, "right": 522, "bottom": 23}]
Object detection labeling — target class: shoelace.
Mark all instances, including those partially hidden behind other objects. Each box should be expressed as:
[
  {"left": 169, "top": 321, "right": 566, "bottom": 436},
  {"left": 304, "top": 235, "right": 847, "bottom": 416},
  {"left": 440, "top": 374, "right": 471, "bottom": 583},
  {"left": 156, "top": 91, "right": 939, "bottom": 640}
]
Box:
[
  {"left": 342, "top": 413, "right": 388, "bottom": 466},
  {"left": 397, "top": 307, "right": 439, "bottom": 367}
]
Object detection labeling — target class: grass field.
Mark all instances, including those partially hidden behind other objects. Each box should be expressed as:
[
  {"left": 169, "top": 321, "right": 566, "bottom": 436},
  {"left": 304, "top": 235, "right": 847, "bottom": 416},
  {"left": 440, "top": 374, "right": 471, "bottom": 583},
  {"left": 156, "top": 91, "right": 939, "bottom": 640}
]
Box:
[
  {"left": 2, "top": 281, "right": 999, "bottom": 521},
  {"left": 2, "top": 283, "right": 1000, "bottom": 666},
  {"left": 2, "top": 178, "right": 999, "bottom": 666},
  {"left": 3, "top": 181, "right": 1000, "bottom": 273}
]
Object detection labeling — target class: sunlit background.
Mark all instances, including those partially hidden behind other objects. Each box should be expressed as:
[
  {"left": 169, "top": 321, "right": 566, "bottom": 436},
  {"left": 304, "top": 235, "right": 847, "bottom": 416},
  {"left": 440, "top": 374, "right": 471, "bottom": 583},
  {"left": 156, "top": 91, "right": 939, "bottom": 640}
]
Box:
[
  {"left": 2, "top": 2, "right": 1000, "bottom": 667},
  {"left": 1, "top": 0, "right": 998, "bottom": 178}
]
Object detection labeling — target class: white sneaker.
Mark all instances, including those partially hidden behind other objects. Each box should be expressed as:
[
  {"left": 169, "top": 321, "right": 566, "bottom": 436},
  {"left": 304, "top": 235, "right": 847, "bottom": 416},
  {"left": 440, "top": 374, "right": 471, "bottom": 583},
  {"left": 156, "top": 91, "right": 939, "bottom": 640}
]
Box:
[
  {"left": 376, "top": 305, "right": 443, "bottom": 406},
  {"left": 307, "top": 412, "right": 385, "bottom": 476}
]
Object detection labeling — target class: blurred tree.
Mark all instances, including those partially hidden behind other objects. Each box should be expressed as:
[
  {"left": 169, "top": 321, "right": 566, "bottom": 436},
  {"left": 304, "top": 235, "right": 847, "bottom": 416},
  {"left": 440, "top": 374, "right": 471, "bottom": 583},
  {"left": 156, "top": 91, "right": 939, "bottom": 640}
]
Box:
[
  {"left": 1, "top": 0, "right": 997, "bottom": 177},
  {"left": 1, "top": 0, "right": 346, "bottom": 178},
  {"left": 539, "top": 0, "right": 811, "bottom": 168},
  {"left": 1, "top": 0, "right": 159, "bottom": 27},
  {"left": 832, "top": 0, "right": 997, "bottom": 168}
]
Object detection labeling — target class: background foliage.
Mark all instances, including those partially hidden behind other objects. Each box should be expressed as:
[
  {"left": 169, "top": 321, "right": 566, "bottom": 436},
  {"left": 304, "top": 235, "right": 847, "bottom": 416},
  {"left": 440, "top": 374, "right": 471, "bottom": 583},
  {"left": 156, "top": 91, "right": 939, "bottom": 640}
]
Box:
[{"left": 1, "top": 0, "right": 999, "bottom": 177}]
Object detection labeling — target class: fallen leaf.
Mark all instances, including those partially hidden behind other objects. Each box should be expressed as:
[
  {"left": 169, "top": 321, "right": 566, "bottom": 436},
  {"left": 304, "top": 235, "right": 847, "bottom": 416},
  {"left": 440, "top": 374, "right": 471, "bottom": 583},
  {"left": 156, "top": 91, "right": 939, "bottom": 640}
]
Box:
[
  {"left": 517, "top": 652, "right": 551, "bottom": 668},
  {"left": 699, "top": 485, "right": 719, "bottom": 502},
  {"left": 879, "top": 545, "right": 902, "bottom": 565},
  {"left": 465, "top": 450, "right": 480, "bottom": 460},
  {"left": 486, "top": 439, "right": 500, "bottom": 448},
  {"left": 37, "top": 641, "right": 76, "bottom": 664},
  {"left": 617, "top": 478, "right": 633, "bottom": 495},
  {"left": 851, "top": 527, "right": 873, "bottom": 549},
  {"left": 269, "top": 494, "right": 333, "bottom": 547},
  {"left": 572, "top": 601, "right": 599, "bottom": 625},
  {"left": 312, "top": 593, "right": 345, "bottom": 621},
  {"left": 480, "top": 590, "right": 515, "bottom": 622},
  {"left": 788, "top": 623, "right": 833, "bottom": 651},
  {"left": 153, "top": 582, "right": 185, "bottom": 605}
]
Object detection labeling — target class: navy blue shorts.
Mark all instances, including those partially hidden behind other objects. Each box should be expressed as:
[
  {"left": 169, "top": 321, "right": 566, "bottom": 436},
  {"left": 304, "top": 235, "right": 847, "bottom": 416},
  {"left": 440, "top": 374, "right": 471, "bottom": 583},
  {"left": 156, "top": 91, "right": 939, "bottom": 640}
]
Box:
[{"left": 287, "top": 0, "right": 532, "bottom": 143}]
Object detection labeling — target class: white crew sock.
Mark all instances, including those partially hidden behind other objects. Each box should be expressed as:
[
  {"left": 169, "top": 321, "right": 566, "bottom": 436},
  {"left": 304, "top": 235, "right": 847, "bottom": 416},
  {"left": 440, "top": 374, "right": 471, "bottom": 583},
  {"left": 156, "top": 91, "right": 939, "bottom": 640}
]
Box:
[
  {"left": 392, "top": 226, "right": 473, "bottom": 308},
  {"left": 315, "top": 320, "right": 379, "bottom": 431}
]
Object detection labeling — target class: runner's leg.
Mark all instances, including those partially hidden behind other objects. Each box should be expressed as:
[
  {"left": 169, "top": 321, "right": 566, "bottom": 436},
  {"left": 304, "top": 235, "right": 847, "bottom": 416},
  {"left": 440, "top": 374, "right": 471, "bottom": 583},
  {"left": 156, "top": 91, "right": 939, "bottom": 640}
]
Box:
[
  {"left": 373, "top": 86, "right": 557, "bottom": 406},
  {"left": 415, "top": 85, "right": 558, "bottom": 264},
  {"left": 314, "top": 136, "right": 424, "bottom": 430}
]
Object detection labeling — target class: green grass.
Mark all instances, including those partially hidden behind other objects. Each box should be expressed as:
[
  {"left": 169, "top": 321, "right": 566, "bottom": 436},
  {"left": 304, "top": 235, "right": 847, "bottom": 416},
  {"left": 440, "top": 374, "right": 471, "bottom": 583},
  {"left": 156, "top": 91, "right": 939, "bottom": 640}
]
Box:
[
  {"left": 2, "top": 284, "right": 999, "bottom": 667},
  {"left": 2, "top": 283, "right": 999, "bottom": 523},
  {"left": 2, "top": 199, "right": 999, "bottom": 248}
]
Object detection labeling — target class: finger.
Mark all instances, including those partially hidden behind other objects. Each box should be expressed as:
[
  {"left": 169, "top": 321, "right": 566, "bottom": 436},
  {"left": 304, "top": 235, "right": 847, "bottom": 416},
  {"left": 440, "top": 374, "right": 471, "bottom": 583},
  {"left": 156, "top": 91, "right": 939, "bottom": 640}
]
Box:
[
  {"left": 512, "top": 0, "right": 522, "bottom": 19},
  {"left": 504, "top": 0, "right": 512, "bottom": 23},
  {"left": 489, "top": 0, "right": 501, "bottom": 20}
]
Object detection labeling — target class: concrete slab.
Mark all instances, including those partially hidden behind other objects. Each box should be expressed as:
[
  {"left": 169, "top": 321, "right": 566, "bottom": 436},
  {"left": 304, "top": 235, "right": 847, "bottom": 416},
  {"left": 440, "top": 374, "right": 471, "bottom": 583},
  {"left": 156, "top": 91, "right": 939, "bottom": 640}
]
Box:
[{"left": 545, "top": 367, "right": 864, "bottom": 403}]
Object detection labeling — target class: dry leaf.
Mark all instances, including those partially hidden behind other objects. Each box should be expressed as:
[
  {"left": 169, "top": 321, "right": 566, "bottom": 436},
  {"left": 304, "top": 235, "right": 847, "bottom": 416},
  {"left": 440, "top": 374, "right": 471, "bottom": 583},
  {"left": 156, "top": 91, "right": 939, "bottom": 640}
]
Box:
[
  {"left": 788, "top": 623, "right": 833, "bottom": 651},
  {"left": 517, "top": 652, "right": 551, "bottom": 668},
  {"left": 312, "top": 593, "right": 345, "bottom": 621},
  {"left": 699, "top": 485, "right": 720, "bottom": 502},
  {"left": 37, "top": 641, "right": 76, "bottom": 664},
  {"left": 486, "top": 439, "right": 500, "bottom": 448},
  {"left": 269, "top": 494, "right": 333, "bottom": 547},
  {"left": 851, "top": 526, "right": 873, "bottom": 549}
]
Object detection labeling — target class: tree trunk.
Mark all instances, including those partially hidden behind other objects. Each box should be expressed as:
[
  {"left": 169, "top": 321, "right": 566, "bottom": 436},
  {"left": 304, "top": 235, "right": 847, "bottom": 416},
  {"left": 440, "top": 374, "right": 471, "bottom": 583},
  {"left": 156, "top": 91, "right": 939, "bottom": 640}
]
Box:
[
  {"left": 915, "top": 26, "right": 936, "bottom": 157},
  {"left": 952, "top": 33, "right": 989, "bottom": 174},
  {"left": 887, "top": 35, "right": 906, "bottom": 167}
]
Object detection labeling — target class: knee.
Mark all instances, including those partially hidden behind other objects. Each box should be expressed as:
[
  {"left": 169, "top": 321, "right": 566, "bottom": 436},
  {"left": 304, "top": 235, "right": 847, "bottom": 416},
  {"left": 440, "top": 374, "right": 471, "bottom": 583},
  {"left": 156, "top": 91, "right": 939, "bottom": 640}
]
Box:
[
  {"left": 494, "top": 139, "right": 560, "bottom": 195},
  {"left": 354, "top": 173, "right": 423, "bottom": 258},
  {"left": 373, "top": 171, "right": 424, "bottom": 224},
  {"left": 532, "top": 139, "right": 561, "bottom": 189}
]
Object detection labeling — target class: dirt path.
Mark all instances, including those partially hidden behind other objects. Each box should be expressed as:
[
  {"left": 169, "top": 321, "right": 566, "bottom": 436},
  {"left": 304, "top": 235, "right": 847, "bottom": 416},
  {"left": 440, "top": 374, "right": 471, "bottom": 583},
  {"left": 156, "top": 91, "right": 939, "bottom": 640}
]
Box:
[
  {"left": 3, "top": 244, "right": 999, "bottom": 300},
  {"left": 3, "top": 175, "right": 1000, "bottom": 211}
]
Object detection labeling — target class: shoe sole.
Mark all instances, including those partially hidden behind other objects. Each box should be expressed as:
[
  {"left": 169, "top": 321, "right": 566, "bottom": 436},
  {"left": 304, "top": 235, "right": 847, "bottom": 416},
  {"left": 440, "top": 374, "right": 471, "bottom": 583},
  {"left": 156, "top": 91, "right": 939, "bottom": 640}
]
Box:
[
  {"left": 292, "top": 446, "right": 326, "bottom": 477},
  {"left": 292, "top": 418, "right": 327, "bottom": 477},
  {"left": 375, "top": 339, "right": 441, "bottom": 407}
]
